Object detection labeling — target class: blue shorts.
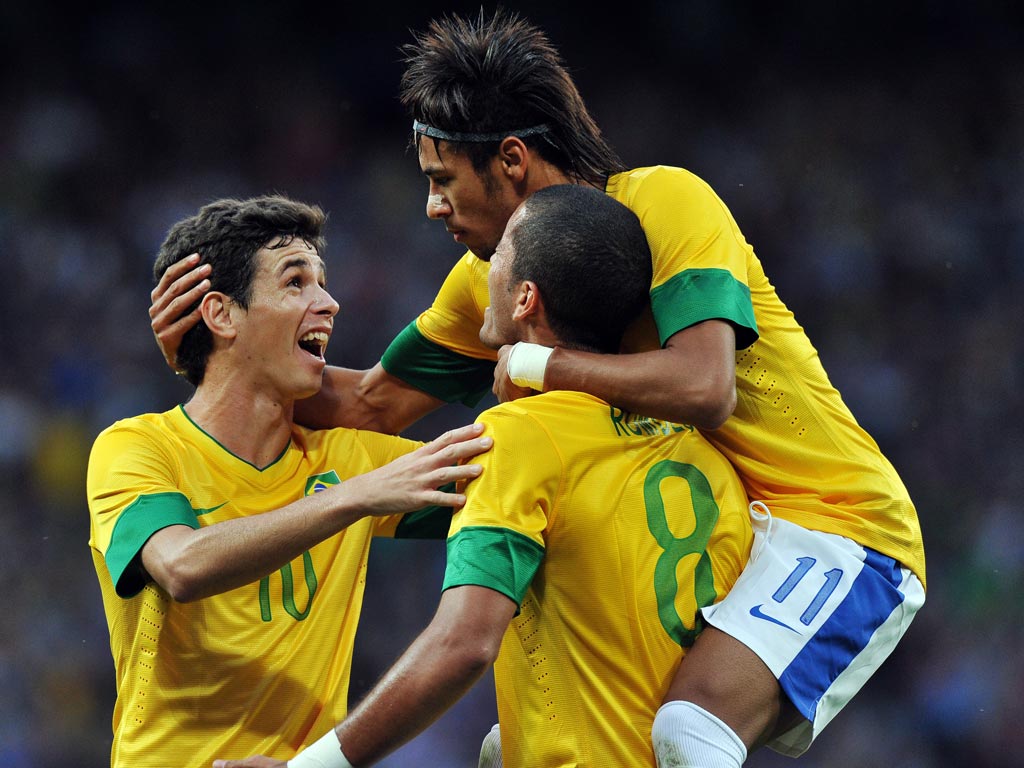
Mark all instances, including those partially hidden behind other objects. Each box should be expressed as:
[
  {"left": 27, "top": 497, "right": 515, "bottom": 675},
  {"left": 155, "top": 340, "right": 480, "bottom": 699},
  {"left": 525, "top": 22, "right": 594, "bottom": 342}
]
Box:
[{"left": 700, "top": 502, "right": 925, "bottom": 757}]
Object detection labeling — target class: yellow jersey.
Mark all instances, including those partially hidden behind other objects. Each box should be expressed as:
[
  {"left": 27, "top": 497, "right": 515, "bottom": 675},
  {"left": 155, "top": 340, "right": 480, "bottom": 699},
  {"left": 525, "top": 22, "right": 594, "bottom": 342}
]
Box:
[
  {"left": 443, "top": 391, "right": 753, "bottom": 767},
  {"left": 87, "top": 405, "right": 438, "bottom": 768},
  {"left": 382, "top": 166, "right": 925, "bottom": 586}
]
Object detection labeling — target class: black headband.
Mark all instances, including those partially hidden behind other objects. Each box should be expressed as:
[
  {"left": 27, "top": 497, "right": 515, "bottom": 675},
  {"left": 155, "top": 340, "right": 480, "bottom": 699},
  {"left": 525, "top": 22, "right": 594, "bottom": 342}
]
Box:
[{"left": 412, "top": 119, "right": 552, "bottom": 143}]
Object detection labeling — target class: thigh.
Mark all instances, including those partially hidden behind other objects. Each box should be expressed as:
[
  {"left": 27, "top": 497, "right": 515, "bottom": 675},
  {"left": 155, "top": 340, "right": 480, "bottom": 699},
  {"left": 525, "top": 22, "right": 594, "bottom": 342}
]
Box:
[
  {"left": 664, "top": 625, "right": 801, "bottom": 751},
  {"left": 675, "top": 513, "right": 923, "bottom": 756}
]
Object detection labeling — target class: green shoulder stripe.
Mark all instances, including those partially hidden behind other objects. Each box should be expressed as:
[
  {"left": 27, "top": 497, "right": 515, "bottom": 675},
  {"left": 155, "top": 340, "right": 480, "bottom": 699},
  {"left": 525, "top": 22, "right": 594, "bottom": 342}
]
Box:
[
  {"left": 380, "top": 321, "right": 495, "bottom": 406},
  {"left": 443, "top": 526, "right": 545, "bottom": 605},
  {"left": 650, "top": 268, "right": 758, "bottom": 349},
  {"left": 107, "top": 492, "right": 199, "bottom": 598}
]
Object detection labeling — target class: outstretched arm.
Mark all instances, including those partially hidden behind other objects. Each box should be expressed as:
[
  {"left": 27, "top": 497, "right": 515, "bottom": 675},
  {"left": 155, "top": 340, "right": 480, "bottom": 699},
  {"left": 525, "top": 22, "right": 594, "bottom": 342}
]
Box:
[
  {"left": 213, "top": 584, "right": 516, "bottom": 768},
  {"left": 333, "top": 585, "right": 514, "bottom": 765},
  {"left": 140, "top": 424, "right": 491, "bottom": 602},
  {"left": 498, "top": 319, "right": 738, "bottom": 430},
  {"left": 294, "top": 363, "right": 445, "bottom": 434}
]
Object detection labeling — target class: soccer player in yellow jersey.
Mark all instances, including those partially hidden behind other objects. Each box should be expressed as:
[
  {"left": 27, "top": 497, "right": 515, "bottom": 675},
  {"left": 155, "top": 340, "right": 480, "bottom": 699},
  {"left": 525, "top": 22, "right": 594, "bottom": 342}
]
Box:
[
  {"left": 215, "top": 181, "right": 753, "bottom": 768},
  {"left": 155, "top": 11, "right": 926, "bottom": 767},
  {"left": 87, "top": 195, "right": 493, "bottom": 768}
]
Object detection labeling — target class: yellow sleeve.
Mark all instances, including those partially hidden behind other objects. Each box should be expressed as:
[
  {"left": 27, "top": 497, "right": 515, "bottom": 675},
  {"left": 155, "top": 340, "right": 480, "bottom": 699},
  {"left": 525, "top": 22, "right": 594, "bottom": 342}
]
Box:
[
  {"left": 86, "top": 419, "right": 197, "bottom": 596},
  {"left": 415, "top": 252, "right": 495, "bottom": 360},
  {"left": 380, "top": 253, "right": 497, "bottom": 405},
  {"left": 450, "top": 405, "right": 562, "bottom": 548},
  {"left": 443, "top": 404, "right": 556, "bottom": 602},
  {"left": 608, "top": 167, "right": 758, "bottom": 347}
]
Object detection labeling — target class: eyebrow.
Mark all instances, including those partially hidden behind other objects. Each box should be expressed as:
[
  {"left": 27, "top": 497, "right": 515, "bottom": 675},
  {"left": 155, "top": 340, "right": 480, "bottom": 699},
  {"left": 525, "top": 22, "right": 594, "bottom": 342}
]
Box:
[{"left": 278, "top": 256, "right": 327, "bottom": 282}]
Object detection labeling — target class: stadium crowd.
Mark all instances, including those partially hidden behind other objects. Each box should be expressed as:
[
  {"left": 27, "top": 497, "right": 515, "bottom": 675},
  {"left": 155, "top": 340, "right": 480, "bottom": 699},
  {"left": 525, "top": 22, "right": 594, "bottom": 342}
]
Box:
[{"left": 1, "top": 3, "right": 1020, "bottom": 766}]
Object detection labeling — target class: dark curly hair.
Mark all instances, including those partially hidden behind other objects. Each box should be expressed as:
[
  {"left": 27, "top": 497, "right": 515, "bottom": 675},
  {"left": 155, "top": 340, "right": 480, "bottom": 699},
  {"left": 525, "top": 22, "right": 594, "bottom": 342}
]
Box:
[{"left": 152, "top": 195, "right": 326, "bottom": 386}]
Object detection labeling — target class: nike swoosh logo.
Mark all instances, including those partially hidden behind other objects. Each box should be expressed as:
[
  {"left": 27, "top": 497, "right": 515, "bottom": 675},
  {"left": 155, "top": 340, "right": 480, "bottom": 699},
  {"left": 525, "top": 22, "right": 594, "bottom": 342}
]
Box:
[
  {"left": 749, "top": 604, "right": 801, "bottom": 633},
  {"left": 195, "top": 502, "right": 229, "bottom": 517}
]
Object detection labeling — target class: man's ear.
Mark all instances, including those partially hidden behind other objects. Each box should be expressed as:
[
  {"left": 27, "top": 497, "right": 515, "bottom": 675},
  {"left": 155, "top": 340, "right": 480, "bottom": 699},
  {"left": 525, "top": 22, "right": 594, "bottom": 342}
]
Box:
[
  {"left": 511, "top": 280, "right": 543, "bottom": 322},
  {"left": 200, "top": 292, "right": 238, "bottom": 341},
  {"left": 497, "top": 136, "right": 528, "bottom": 183}
]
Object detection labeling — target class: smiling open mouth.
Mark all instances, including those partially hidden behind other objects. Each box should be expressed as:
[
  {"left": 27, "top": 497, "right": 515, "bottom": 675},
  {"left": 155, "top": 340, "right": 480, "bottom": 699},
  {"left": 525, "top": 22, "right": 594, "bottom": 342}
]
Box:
[{"left": 298, "top": 331, "right": 329, "bottom": 360}]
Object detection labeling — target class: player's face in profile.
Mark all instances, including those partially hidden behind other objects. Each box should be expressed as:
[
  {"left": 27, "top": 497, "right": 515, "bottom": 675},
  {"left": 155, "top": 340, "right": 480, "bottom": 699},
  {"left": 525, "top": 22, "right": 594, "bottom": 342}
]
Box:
[
  {"left": 418, "top": 138, "right": 523, "bottom": 261},
  {"left": 233, "top": 239, "right": 339, "bottom": 400},
  {"left": 479, "top": 207, "right": 525, "bottom": 350}
]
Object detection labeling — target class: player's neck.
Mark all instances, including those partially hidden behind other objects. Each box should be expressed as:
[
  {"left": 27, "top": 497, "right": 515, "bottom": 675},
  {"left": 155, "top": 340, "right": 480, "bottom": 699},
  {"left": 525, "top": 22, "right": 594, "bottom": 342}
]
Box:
[
  {"left": 185, "top": 375, "right": 295, "bottom": 469},
  {"left": 521, "top": 323, "right": 559, "bottom": 348},
  {"left": 526, "top": 159, "right": 575, "bottom": 194}
]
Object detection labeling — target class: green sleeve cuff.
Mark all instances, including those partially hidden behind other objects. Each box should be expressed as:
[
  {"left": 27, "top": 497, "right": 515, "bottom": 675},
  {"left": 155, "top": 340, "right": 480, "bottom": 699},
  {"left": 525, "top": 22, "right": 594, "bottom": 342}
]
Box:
[
  {"left": 443, "top": 526, "right": 545, "bottom": 605},
  {"left": 651, "top": 268, "right": 759, "bottom": 349},
  {"left": 380, "top": 322, "right": 495, "bottom": 406},
  {"left": 107, "top": 492, "right": 199, "bottom": 598},
  {"left": 394, "top": 488, "right": 455, "bottom": 540}
]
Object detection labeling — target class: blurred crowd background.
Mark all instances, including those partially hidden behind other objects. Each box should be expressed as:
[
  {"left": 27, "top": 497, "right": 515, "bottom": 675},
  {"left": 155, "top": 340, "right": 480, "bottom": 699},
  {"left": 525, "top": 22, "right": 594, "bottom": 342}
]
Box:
[{"left": 1, "top": 2, "right": 1021, "bottom": 766}]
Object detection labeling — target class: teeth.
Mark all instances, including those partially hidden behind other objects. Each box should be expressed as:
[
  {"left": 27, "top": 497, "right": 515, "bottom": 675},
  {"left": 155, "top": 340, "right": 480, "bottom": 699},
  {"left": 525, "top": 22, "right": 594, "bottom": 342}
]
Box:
[{"left": 300, "top": 331, "right": 329, "bottom": 344}]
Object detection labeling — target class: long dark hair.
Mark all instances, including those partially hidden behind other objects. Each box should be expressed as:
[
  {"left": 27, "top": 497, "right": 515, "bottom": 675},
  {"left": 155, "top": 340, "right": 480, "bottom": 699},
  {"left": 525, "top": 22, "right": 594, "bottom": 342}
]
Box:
[{"left": 400, "top": 8, "right": 626, "bottom": 185}]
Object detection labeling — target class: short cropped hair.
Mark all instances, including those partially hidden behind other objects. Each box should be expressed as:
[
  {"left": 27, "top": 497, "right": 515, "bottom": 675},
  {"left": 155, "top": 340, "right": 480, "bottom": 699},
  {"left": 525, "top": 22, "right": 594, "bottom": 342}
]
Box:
[
  {"left": 509, "top": 185, "right": 652, "bottom": 353},
  {"left": 399, "top": 9, "right": 625, "bottom": 184},
  {"left": 153, "top": 195, "right": 326, "bottom": 386}
]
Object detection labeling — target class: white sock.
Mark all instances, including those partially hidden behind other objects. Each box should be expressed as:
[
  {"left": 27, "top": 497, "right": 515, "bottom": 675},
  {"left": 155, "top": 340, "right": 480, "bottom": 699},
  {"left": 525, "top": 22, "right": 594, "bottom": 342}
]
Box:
[
  {"left": 652, "top": 701, "right": 747, "bottom": 768},
  {"left": 477, "top": 722, "right": 503, "bottom": 768}
]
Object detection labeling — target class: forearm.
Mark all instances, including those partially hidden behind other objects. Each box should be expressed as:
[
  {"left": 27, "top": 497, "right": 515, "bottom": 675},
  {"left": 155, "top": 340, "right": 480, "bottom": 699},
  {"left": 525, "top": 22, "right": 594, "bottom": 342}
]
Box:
[
  {"left": 324, "top": 586, "right": 512, "bottom": 766},
  {"left": 544, "top": 347, "right": 734, "bottom": 428},
  {"left": 336, "top": 624, "right": 493, "bottom": 765},
  {"left": 543, "top": 320, "right": 737, "bottom": 429},
  {"left": 294, "top": 366, "right": 374, "bottom": 430},
  {"left": 294, "top": 364, "right": 444, "bottom": 434},
  {"left": 144, "top": 489, "right": 369, "bottom": 601}
]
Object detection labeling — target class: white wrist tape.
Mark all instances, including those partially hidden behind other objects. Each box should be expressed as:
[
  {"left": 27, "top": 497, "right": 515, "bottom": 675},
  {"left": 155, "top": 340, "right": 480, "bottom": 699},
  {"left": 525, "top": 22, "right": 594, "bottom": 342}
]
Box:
[
  {"left": 288, "top": 728, "right": 354, "bottom": 768},
  {"left": 506, "top": 342, "right": 553, "bottom": 391}
]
